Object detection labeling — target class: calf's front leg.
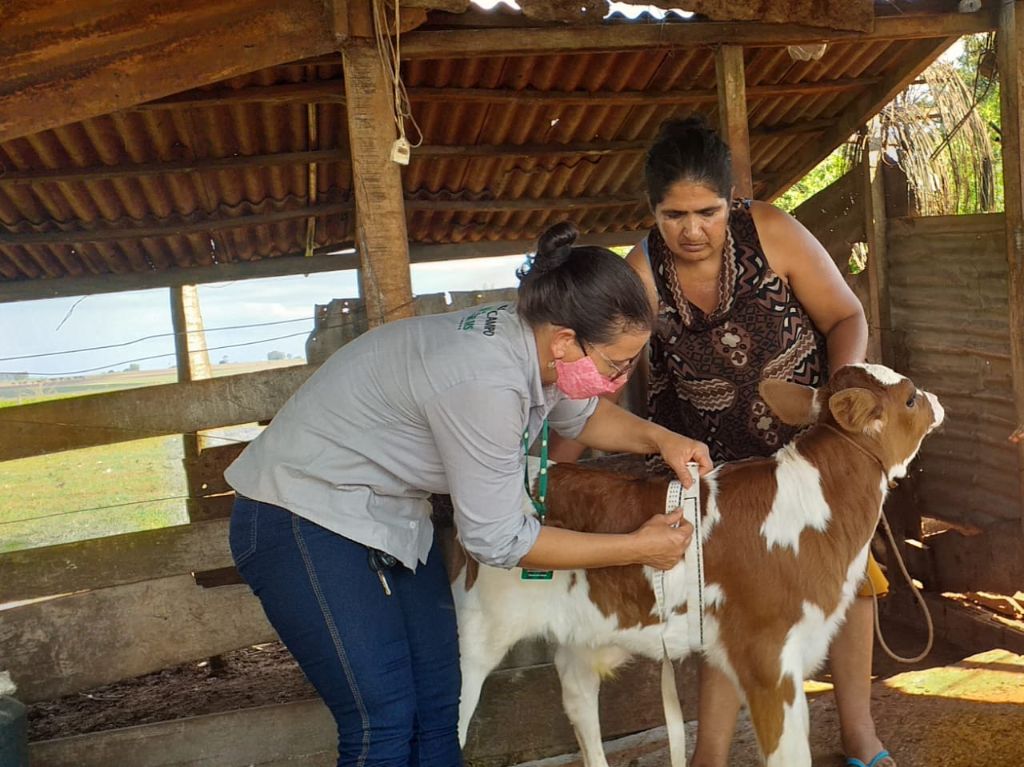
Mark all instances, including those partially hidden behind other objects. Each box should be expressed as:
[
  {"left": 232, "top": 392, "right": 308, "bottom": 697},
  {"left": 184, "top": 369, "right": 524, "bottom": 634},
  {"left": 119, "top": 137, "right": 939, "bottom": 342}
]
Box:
[{"left": 745, "top": 673, "right": 811, "bottom": 767}]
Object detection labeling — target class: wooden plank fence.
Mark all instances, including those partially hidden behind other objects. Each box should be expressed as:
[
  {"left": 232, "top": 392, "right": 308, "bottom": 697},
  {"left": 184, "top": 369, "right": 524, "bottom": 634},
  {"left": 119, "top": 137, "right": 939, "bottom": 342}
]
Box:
[
  {"left": 0, "top": 289, "right": 520, "bottom": 709},
  {"left": 1, "top": 576, "right": 276, "bottom": 702},
  {"left": 28, "top": 660, "right": 699, "bottom": 767}
]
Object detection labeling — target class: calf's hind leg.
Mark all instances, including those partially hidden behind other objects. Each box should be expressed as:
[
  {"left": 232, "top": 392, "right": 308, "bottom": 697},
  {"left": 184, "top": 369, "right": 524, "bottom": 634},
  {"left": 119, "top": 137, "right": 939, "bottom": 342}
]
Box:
[
  {"left": 745, "top": 673, "right": 811, "bottom": 767},
  {"left": 554, "top": 645, "right": 629, "bottom": 767},
  {"left": 458, "top": 631, "right": 516, "bottom": 746}
]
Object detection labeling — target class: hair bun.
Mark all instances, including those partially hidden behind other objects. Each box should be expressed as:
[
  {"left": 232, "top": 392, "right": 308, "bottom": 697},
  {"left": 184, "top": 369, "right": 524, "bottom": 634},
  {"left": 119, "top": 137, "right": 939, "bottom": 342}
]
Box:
[
  {"left": 537, "top": 221, "right": 579, "bottom": 254},
  {"left": 525, "top": 221, "right": 577, "bottom": 277}
]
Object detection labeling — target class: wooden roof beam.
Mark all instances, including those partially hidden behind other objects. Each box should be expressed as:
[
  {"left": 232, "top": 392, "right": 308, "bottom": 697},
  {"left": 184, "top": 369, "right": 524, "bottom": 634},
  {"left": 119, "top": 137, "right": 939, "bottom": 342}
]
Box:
[
  {"left": 0, "top": 196, "right": 642, "bottom": 248},
  {"left": 0, "top": 0, "right": 338, "bottom": 144},
  {"left": 399, "top": 9, "right": 995, "bottom": 59},
  {"left": 0, "top": 150, "right": 352, "bottom": 185},
  {"left": 130, "top": 76, "right": 884, "bottom": 110},
  {"left": 0, "top": 202, "right": 355, "bottom": 247},
  {"left": 0, "top": 5, "right": 995, "bottom": 144},
  {"left": 0, "top": 121, "right": 837, "bottom": 186},
  {"left": 0, "top": 232, "right": 642, "bottom": 304}
]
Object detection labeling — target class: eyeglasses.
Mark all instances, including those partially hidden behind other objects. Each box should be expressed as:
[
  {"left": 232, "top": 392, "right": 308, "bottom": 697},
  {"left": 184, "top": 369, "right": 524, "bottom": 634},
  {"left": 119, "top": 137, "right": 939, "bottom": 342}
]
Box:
[{"left": 577, "top": 339, "right": 641, "bottom": 381}]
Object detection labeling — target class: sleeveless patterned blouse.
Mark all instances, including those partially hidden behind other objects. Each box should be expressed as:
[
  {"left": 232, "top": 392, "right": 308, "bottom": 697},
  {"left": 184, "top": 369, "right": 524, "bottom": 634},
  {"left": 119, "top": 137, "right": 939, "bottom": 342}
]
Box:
[{"left": 646, "top": 200, "right": 828, "bottom": 463}]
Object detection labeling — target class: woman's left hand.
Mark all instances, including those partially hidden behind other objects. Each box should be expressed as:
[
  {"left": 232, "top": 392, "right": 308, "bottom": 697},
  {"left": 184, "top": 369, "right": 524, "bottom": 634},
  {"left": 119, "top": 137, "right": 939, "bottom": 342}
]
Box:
[
  {"left": 572, "top": 399, "right": 713, "bottom": 484},
  {"left": 653, "top": 431, "right": 713, "bottom": 487}
]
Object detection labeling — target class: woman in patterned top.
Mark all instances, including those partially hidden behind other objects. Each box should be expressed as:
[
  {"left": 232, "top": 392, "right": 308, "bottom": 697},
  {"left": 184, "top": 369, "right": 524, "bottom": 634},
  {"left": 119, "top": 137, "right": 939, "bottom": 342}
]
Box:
[
  {"left": 551, "top": 117, "right": 892, "bottom": 767},
  {"left": 629, "top": 118, "right": 893, "bottom": 767}
]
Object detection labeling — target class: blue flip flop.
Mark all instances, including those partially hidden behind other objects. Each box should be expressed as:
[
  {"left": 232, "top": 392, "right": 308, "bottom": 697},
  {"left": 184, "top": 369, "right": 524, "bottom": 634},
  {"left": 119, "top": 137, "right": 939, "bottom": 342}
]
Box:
[{"left": 846, "top": 751, "right": 893, "bottom": 767}]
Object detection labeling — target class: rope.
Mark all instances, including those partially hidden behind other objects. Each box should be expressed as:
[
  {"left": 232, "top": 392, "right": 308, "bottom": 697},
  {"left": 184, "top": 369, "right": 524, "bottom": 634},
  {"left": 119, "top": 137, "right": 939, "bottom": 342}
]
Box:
[{"left": 870, "top": 509, "right": 935, "bottom": 665}]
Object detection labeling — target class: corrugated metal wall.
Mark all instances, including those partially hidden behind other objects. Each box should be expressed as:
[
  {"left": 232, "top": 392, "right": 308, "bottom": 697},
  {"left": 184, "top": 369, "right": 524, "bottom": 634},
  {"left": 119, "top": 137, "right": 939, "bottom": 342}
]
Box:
[{"left": 887, "top": 213, "right": 1019, "bottom": 529}]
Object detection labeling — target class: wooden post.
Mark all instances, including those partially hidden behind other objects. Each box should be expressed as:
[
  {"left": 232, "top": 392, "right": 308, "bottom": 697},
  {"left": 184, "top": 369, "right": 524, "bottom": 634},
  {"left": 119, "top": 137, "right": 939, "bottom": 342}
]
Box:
[
  {"left": 999, "top": 0, "right": 1024, "bottom": 534},
  {"left": 341, "top": 12, "right": 415, "bottom": 327},
  {"left": 862, "top": 129, "right": 891, "bottom": 366},
  {"left": 863, "top": 136, "right": 925, "bottom": 579},
  {"left": 170, "top": 285, "right": 212, "bottom": 519},
  {"left": 715, "top": 45, "right": 753, "bottom": 199}
]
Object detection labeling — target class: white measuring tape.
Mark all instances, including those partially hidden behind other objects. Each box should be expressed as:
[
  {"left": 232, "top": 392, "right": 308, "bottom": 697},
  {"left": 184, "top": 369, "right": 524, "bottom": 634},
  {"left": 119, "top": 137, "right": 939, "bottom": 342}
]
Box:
[
  {"left": 655, "top": 462, "right": 703, "bottom": 767},
  {"left": 658, "top": 462, "right": 705, "bottom": 649}
]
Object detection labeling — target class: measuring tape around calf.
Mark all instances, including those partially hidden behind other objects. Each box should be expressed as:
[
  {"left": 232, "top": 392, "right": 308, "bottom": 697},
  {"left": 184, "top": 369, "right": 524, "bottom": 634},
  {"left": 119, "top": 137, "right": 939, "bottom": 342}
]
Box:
[
  {"left": 656, "top": 462, "right": 702, "bottom": 767},
  {"left": 658, "top": 462, "right": 704, "bottom": 650}
]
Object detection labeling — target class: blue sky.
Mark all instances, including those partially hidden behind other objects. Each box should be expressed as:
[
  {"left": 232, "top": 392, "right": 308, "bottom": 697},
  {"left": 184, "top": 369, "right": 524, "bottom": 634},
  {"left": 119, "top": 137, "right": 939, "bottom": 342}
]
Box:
[{"left": 0, "top": 255, "right": 526, "bottom": 377}]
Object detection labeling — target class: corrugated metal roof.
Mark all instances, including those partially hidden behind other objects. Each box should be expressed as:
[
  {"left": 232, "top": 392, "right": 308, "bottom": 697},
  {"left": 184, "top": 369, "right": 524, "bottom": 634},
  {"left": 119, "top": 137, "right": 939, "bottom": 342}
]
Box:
[{"left": 0, "top": 9, "right": 974, "bottom": 286}]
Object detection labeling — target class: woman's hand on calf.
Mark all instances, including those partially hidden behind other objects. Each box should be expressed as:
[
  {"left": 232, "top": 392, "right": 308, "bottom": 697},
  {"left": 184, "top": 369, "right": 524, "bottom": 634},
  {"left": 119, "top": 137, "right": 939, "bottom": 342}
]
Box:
[
  {"left": 652, "top": 431, "right": 713, "bottom": 486},
  {"left": 632, "top": 509, "right": 693, "bottom": 570}
]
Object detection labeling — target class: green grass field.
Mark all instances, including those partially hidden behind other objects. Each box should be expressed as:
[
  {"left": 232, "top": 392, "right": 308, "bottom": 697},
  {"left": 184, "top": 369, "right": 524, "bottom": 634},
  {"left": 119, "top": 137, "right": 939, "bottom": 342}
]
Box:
[
  {"left": 0, "top": 436, "right": 188, "bottom": 553},
  {"left": 0, "top": 381, "right": 184, "bottom": 552},
  {"left": 0, "top": 363, "right": 291, "bottom": 553},
  {"left": 1, "top": 364, "right": 296, "bottom": 548}
]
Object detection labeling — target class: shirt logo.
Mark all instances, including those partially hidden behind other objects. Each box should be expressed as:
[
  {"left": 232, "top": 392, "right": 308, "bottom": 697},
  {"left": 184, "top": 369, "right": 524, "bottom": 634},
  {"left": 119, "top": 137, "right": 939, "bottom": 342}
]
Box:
[{"left": 458, "top": 304, "right": 510, "bottom": 336}]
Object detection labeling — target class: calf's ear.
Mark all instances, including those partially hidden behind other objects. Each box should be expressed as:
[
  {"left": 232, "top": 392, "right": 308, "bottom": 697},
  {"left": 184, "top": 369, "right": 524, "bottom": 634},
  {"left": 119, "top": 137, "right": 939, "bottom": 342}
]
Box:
[
  {"left": 758, "top": 379, "right": 819, "bottom": 425},
  {"left": 828, "top": 387, "right": 883, "bottom": 434}
]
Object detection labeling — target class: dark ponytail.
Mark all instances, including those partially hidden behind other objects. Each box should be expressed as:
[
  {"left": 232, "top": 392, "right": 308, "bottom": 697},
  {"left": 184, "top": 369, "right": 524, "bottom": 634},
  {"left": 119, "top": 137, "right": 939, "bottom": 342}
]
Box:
[
  {"left": 644, "top": 116, "right": 733, "bottom": 208},
  {"left": 516, "top": 222, "right": 653, "bottom": 345}
]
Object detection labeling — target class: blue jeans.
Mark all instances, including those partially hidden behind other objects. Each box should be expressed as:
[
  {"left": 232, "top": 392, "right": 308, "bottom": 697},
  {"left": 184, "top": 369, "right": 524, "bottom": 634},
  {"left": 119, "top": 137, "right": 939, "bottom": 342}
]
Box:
[{"left": 229, "top": 496, "right": 463, "bottom": 767}]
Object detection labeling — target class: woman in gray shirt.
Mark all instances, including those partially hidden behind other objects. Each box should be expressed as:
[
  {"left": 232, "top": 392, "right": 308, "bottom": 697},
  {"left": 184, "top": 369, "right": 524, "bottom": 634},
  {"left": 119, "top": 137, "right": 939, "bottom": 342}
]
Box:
[{"left": 225, "top": 222, "right": 711, "bottom": 767}]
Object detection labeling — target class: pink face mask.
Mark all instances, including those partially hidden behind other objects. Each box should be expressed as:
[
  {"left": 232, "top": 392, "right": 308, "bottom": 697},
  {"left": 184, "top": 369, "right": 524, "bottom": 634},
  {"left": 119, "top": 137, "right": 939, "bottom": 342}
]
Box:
[{"left": 554, "top": 357, "right": 628, "bottom": 399}]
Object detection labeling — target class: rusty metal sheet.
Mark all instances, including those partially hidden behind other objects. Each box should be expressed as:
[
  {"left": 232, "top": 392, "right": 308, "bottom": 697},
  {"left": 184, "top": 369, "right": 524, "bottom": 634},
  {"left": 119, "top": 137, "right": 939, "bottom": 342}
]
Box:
[{"left": 888, "top": 215, "right": 1018, "bottom": 527}]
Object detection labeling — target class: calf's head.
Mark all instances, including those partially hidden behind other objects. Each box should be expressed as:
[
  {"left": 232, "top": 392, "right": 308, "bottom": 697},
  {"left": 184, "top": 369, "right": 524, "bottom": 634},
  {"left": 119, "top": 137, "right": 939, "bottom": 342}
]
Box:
[{"left": 760, "top": 363, "right": 944, "bottom": 481}]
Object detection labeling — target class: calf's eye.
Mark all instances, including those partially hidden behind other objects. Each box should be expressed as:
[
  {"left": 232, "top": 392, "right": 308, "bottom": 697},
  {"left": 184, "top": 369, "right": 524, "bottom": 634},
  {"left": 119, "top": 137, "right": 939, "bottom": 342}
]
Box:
[{"left": 906, "top": 392, "right": 917, "bottom": 407}]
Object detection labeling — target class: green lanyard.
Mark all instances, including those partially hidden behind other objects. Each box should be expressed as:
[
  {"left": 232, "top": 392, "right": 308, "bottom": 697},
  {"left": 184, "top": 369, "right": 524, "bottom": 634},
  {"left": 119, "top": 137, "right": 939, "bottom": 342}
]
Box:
[
  {"left": 523, "top": 419, "right": 549, "bottom": 520},
  {"left": 521, "top": 420, "right": 553, "bottom": 581}
]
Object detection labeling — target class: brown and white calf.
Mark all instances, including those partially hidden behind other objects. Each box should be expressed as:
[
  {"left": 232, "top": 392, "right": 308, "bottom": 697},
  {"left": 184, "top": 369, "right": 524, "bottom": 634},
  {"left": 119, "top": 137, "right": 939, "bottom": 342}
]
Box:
[{"left": 451, "top": 363, "right": 944, "bottom": 767}]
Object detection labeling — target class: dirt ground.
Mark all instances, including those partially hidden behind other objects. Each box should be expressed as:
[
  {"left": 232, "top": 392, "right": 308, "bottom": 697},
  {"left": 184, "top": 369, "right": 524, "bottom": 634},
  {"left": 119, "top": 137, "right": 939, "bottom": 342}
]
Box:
[
  {"left": 516, "top": 648, "right": 1024, "bottom": 767},
  {"left": 513, "top": 620, "right": 1024, "bottom": 767},
  {"left": 25, "top": 606, "right": 1024, "bottom": 761},
  {"left": 27, "top": 642, "right": 314, "bottom": 741}
]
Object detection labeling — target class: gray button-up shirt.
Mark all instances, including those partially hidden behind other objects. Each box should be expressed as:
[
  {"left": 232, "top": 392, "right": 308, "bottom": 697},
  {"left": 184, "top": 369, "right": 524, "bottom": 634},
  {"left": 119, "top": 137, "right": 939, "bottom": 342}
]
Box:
[{"left": 224, "top": 302, "right": 596, "bottom": 570}]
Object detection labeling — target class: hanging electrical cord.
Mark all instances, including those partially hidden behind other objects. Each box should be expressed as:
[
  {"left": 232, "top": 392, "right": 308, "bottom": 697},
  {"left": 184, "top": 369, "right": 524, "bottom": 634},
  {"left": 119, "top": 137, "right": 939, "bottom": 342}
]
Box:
[{"left": 372, "top": 0, "right": 423, "bottom": 164}]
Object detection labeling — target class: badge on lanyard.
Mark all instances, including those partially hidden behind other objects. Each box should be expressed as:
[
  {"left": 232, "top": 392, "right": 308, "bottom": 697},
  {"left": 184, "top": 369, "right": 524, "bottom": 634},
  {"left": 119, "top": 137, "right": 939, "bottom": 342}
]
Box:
[{"left": 521, "top": 419, "right": 553, "bottom": 581}]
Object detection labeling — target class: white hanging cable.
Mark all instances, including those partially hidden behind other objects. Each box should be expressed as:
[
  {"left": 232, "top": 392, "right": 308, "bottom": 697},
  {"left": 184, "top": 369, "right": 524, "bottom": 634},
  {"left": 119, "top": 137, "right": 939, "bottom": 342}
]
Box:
[{"left": 371, "top": 0, "right": 423, "bottom": 164}]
